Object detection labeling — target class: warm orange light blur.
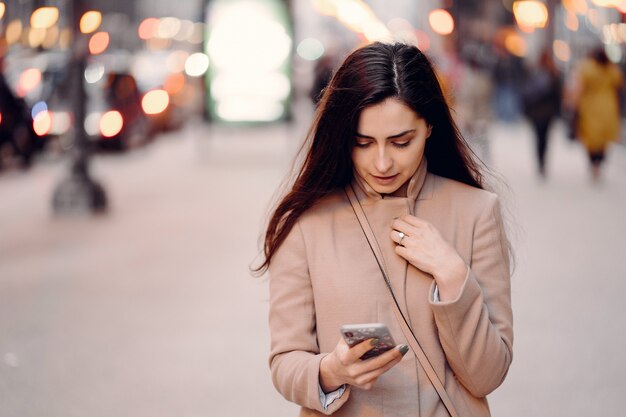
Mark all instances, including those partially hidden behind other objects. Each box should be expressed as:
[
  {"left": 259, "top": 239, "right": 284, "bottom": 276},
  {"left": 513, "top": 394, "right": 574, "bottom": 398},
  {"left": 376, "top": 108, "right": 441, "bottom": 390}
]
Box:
[
  {"left": 0, "top": 112, "right": 3, "bottom": 126},
  {"left": 565, "top": 11, "right": 579, "bottom": 31},
  {"left": 562, "top": 0, "right": 588, "bottom": 13},
  {"left": 513, "top": 1, "right": 548, "bottom": 29},
  {"left": 429, "top": 9, "right": 455, "bottom": 35},
  {"left": 138, "top": 18, "right": 159, "bottom": 40},
  {"left": 100, "top": 111, "right": 123, "bottom": 138},
  {"left": 28, "top": 27, "right": 46, "bottom": 48},
  {"left": 504, "top": 32, "right": 527, "bottom": 57},
  {"left": 164, "top": 73, "right": 185, "bottom": 96},
  {"left": 142, "top": 90, "right": 170, "bottom": 115},
  {"left": 31, "top": 7, "right": 59, "bottom": 29},
  {"left": 6, "top": 20, "right": 23, "bottom": 45},
  {"left": 553, "top": 40, "right": 571, "bottom": 62},
  {"left": 89, "top": 32, "right": 109, "bottom": 55},
  {"left": 42, "top": 26, "right": 60, "bottom": 49},
  {"left": 33, "top": 111, "right": 52, "bottom": 136},
  {"left": 17, "top": 68, "right": 42, "bottom": 96},
  {"left": 0, "top": 3, "right": 5, "bottom": 20},
  {"left": 574, "top": 0, "right": 588, "bottom": 13},
  {"left": 80, "top": 11, "right": 102, "bottom": 34}
]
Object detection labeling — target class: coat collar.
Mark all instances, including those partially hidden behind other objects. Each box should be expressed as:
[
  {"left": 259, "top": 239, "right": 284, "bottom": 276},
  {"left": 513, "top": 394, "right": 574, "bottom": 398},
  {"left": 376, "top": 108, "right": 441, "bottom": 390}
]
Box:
[{"left": 351, "top": 159, "right": 432, "bottom": 204}]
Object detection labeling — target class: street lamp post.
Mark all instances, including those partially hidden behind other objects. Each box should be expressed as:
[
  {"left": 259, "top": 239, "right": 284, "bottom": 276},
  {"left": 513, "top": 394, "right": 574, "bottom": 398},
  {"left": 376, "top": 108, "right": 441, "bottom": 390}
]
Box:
[{"left": 52, "top": 0, "right": 107, "bottom": 215}]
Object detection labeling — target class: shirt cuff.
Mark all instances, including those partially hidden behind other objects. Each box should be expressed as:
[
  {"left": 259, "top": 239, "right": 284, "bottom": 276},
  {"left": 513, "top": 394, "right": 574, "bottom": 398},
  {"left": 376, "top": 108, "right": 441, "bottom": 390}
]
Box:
[{"left": 318, "top": 383, "right": 347, "bottom": 411}]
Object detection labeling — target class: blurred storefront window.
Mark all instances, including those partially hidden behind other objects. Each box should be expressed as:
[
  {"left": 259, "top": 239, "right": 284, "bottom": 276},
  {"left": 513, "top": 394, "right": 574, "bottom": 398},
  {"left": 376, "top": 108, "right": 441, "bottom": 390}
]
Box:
[{"left": 204, "top": 0, "right": 293, "bottom": 123}]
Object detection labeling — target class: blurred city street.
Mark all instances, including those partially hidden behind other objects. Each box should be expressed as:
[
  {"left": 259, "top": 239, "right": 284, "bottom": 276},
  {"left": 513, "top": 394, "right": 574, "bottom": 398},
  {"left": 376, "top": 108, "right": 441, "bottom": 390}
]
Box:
[{"left": 1, "top": 114, "right": 625, "bottom": 417}]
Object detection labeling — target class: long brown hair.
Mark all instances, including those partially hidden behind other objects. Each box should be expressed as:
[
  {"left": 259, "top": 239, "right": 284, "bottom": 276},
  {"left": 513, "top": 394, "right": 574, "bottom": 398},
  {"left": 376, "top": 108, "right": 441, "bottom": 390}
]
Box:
[{"left": 253, "top": 42, "right": 484, "bottom": 274}]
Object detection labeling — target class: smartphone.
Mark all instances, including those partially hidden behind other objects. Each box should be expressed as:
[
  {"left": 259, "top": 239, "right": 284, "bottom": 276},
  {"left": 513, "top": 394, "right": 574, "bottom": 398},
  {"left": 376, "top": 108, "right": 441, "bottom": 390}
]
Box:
[{"left": 340, "top": 323, "right": 396, "bottom": 360}]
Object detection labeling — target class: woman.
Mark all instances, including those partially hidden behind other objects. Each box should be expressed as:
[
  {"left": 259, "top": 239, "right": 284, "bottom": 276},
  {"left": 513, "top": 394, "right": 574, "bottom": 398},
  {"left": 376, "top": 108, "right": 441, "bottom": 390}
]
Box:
[
  {"left": 256, "top": 42, "right": 513, "bottom": 417},
  {"left": 573, "top": 47, "right": 623, "bottom": 181}
]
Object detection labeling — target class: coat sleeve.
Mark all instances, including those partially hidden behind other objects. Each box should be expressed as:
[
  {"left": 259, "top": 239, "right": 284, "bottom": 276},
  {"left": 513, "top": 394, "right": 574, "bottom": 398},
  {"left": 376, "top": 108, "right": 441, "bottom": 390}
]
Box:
[
  {"left": 268, "top": 221, "right": 351, "bottom": 414},
  {"left": 429, "top": 193, "right": 513, "bottom": 398}
]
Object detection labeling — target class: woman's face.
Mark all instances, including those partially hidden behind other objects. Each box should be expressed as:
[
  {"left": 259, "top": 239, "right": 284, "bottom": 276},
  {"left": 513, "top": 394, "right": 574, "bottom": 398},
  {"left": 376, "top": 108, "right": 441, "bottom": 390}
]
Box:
[{"left": 352, "top": 98, "right": 431, "bottom": 197}]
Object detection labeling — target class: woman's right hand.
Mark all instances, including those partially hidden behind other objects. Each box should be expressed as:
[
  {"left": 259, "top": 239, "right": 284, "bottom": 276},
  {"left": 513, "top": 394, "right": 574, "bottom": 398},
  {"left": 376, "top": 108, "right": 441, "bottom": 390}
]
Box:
[{"left": 319, "top": 338, "right": 409, "bottom": 392}]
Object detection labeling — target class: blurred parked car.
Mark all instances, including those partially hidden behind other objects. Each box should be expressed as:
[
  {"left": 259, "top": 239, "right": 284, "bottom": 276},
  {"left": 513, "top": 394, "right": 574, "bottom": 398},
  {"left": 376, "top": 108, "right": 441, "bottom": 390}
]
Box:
[{"left": 39, "top": 66, "right": 154, "bottom": 152}]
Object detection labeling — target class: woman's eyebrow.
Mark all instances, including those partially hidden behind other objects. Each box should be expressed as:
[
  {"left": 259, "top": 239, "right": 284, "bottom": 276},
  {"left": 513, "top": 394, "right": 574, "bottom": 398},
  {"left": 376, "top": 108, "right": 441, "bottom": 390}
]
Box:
[{"left": 355, "top": 129, "right": 416, "bottom": 139}]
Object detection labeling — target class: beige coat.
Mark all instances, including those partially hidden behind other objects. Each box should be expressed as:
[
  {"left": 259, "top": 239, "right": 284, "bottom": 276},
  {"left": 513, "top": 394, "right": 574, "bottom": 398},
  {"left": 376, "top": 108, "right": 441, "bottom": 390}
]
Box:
[{"left": 268, "top": 161, "right": 513, "bottom": 417}]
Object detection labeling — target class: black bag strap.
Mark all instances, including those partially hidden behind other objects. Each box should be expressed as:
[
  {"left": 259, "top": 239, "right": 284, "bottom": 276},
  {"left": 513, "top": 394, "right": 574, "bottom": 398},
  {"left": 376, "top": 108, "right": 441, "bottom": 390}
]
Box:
[{"left": 345, "top": 185, "right": 459, "bottom": 417}]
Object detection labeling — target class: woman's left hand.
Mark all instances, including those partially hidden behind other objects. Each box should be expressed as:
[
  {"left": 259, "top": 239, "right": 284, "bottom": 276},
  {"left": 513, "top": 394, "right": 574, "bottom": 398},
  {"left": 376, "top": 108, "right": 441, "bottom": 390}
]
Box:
[{"left": 391, "top": 215, "right": 467, "bottom": 300}]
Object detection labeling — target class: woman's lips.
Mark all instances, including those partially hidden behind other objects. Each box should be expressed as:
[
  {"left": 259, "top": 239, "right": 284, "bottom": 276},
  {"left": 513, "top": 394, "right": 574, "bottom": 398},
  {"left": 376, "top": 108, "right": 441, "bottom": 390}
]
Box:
[{"left": 371, "top": 174, "right": 399, "bottom": 185}]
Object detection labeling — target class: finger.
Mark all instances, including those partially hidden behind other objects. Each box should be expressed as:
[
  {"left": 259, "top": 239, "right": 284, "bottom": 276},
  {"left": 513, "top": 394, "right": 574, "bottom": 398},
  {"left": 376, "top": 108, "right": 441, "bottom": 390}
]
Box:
[
  {"left": 354, "top": 354, "right": 404, "bottom": 389},
  {"left": 359, "top": 344, "right": 408, "bottom": 371},
  {"left": 394, "top": 245, "right": 410, "bottom": 259},
  {"left": 402, "top": 215, "right": 428, "bottom": 228},
  {"left": 389, "top": 229, "right": 407, "bottom": 245},
  {"left": 347, "top": 338, "right": 380, "bottom": 361},
  {"left": 391, "top": 218, "right": 412, "bottom": 232},
  {"left": 356, "top": 344, "right": 409, "bottom": 377}
]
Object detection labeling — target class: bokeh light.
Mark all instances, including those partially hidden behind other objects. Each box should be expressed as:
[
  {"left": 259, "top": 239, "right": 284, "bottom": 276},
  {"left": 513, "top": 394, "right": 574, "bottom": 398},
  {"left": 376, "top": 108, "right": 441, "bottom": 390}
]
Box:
[
  {"left": 174, "top": 20, "right": 194, "bottom": 41},
  {"left": 100, "top": 111, "right": 124, "bottom": 138},
  {"left": 42, "top": 26, "right": 60, "bottom": 49},
  {"left": 164, "top": 73, "right": 186, "bottom": 96},
  {"left": 0, "top": 3, "right": 5, "bottom": 20},
  {"left": 296, "top": 38, "right": 325, "bottom": 61},
  {"left": 142, "top": 89, "right": 170, "bottom": 115},
  {"left": 89, "top": 32, "right": 110, "bottom": 55},
  {"left": 504, "top": 31, "right": 527, "bottom": 56},
  {"left": 6, "top": 20, "right": 23, "bottom": 45},
  {"left": 553, "top": 39, "right": 571, "bottom": 62},
  {"left": 184, "top": 53, "right": 209, "bottom": 77},
  {"left": 157, "top": 17, "right": 181, "bottom": 39},
  {"left": 33, "top": 111, "right": 52, "bottom": 136},
  {"left": 513, "top": 1, "right": 548, "bottom": 29},
  {"left": 138, "top": 17, "right": 159, "bottom": 40},
  {"left": 28, "top": 28, "right": 46, "bottom": 48},
  {"left": 565, "top": 10, "right": 579, "bottom": 31},
  {"left": 80, "top": 11, "right": 102, "bottom": 34},
  {"left": 31, "top": 7, "right": 59, "bottom": 29},
  {"left": 17, "top": 68, "right": 42, "bottom": 97},
  {"left": 85, "top": 63, "right": 105, "bottom": 84},
  {"left": 49, "top": 111, "right": 71, "bottom": 136},
  {"left": 31, "top": 101, "right": 48, "bottom": 119},
  {"left": 429, "top": 9, "right": 455, "bottom": 36}
]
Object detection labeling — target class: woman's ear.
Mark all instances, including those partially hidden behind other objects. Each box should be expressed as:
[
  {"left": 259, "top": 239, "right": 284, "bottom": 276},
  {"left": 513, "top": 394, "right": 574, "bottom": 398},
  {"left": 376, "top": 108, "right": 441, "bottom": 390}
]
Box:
[{"left": 426, "top": 125, "right": 433, "bottom": 138}]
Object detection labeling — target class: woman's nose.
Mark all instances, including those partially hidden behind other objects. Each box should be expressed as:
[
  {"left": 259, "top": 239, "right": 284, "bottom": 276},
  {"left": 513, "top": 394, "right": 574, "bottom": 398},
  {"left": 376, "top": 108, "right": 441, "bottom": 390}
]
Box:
[{"left": 375, "top": 147, "right": 392, "bottom": 173}]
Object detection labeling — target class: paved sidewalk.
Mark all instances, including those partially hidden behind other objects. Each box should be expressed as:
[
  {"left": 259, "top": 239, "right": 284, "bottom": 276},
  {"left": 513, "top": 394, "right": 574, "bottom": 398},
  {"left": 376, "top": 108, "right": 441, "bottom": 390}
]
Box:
[{"left": 0, "top": 118, "right": 625, "bottom": 416}]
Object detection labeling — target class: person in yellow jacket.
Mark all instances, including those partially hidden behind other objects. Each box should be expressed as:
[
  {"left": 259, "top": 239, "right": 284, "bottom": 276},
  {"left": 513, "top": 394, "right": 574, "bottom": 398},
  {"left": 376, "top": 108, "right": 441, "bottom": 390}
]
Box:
[{"left": 573, "top": 47, "right": 624, "bottom": 181}]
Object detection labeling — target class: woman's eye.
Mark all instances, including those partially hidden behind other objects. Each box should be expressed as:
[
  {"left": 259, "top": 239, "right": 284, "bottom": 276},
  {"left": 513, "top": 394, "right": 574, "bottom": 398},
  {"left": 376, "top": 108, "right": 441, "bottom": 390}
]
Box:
[
  {"left": 393, "top": 141, "right": 411, "bottom": 148},
  {"left": 355, "top": 141, "right": 371, "bottom": 148}
]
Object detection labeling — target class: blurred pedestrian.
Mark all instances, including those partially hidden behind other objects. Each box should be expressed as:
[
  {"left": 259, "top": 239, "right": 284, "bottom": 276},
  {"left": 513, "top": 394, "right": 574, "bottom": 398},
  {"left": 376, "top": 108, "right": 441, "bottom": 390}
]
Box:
[
  {"left": 455, "top": 55, "right": 494, "bottom": 163},
  {"left": 571, "top": 47, "right": 624, "bottom": 182},
  {"left": 492, "top": 44, "right": 525, "bottom": 122},
  {"left": 521, "top": 50, "right": 562, "bottom": 178},
  {"left": 256, "top": 42, "right": 512, "bottom": 417}
]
